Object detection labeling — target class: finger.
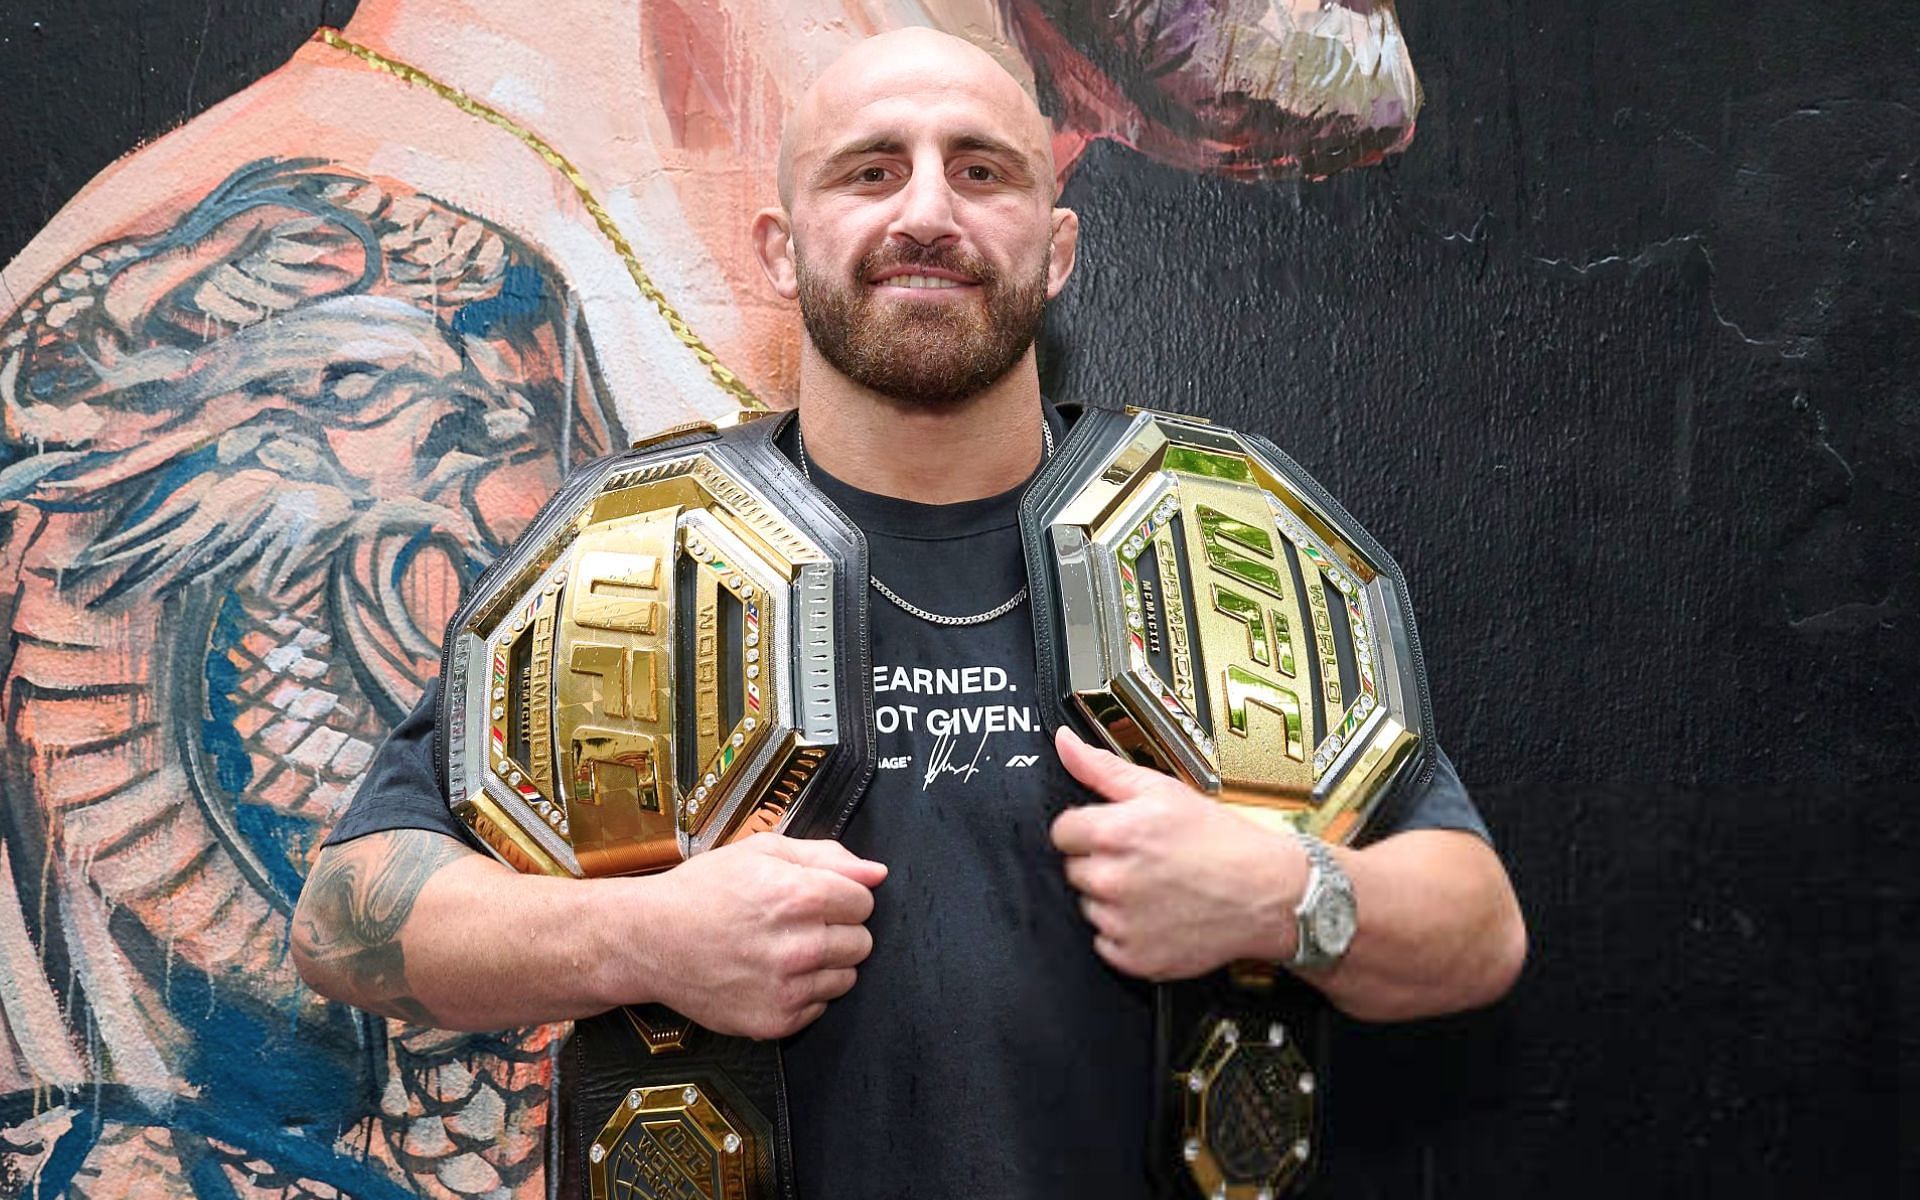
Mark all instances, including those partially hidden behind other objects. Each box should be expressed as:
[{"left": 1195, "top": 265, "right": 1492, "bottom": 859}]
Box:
[
  {"left": 1092, "top": 933, "right": 1136, "bottom": 976},
  {"left": 786, "top": 1001, "right": 828, "bottom": 1035},
  {"left": 1062, "top": 854, "right": 1116, "bottom": 901},
  {"left": 1054, "top": 725, "right": 1163, "bottom": 803},
  {"left": 1054, "top": 801, "right": 1138, "bottom": 858},
  {"left": 816, "top": 923, "right": 874, "bottom": 968},
  {"left": 805, "top": 967, "right": 859, "bottom": 1003},
  {"left": 1078, "top": 895, "right": 1122, "bottom": 936},
  {"left": 1050, "top": 804, "right": 1106, "bottom": 856},
  {"left": 809, "top": 868, "right": 880, "bottom": 924},
  {"left": 760, "top": 835, "right": 889, "bottom": 886},
  {"left": 822, "top": 857, "right": 889, "bottom": 887}
]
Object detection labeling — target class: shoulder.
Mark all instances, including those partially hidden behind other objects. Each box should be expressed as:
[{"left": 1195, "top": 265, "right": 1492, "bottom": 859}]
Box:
[
  {"left": 323, "top": 678, "right": 480, "bottom": 850},
  {"left": 1365, "top": 746, "right": 1492, "bottom": 845}
]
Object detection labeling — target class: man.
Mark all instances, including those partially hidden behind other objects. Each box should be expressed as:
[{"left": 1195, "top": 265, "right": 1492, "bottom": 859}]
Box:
[{"left": 293, "top": 27, "right": 1525, "bottom": 1198}]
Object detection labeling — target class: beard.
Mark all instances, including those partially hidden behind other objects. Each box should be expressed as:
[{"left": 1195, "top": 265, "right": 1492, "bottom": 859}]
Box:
[{"left": 796, "top": 241, "right": 1049, "bottom": 409}]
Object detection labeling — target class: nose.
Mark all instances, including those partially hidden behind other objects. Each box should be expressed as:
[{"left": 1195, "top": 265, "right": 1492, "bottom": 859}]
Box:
[{"left": 887, "top": 153, "right": 963, "bottom": 246}]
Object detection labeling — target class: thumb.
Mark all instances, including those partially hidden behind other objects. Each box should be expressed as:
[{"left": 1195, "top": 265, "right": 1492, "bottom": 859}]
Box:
[{"left": 1054, "top": 725, "right": 1163, "bottom": 802}]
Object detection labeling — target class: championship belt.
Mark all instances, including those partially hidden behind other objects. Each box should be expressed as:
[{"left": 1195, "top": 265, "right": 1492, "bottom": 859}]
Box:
[
  {"left": 435, "top": 413, "right": 874, "bottom": 1200},
  {"left": 1022, "top": 406, "right": 1437, "bottom": 1200},
  {"left": 437, "top": 403, "right": 1433, "bottom": 1200}
]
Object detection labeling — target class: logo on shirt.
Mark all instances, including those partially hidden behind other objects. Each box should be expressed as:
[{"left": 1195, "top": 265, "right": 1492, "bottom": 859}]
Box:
[{"left": 872, "top": 661, "right": 1046, "bottom": 791}]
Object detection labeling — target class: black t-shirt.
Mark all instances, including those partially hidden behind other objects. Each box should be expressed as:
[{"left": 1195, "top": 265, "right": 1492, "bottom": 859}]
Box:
[{"left": 323, "top": 410, "right": 1488, "bottom": 1199}]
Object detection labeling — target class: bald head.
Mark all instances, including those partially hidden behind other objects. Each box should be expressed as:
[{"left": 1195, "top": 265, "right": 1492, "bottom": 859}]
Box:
[{"left": 777, "top": 27, "right": 1055, "bottom": 209}]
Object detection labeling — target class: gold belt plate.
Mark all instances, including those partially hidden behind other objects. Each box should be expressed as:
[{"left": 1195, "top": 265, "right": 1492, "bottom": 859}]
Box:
[
  {"left": 1179, "top": 1017, "right": 1317, "bottom": 1200},
  {"left": 1040, "top": 409, "right": 1424, "bottom": 844},
  {"left": 443, "top": 440, "right": 842, "bottom": 877},
  {"left": 589, "top": 1082, "right": 762, "bottom": 1200}
]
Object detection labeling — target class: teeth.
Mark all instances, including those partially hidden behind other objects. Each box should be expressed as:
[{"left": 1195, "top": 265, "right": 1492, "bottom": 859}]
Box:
[{"left": 885, "top": 274, "right": 962, "bottom": 289}]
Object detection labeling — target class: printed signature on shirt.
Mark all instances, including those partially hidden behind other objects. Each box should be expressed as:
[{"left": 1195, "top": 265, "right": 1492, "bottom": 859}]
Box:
[{"left": 924, "top": 729, "right": 992, "bottom": 789}]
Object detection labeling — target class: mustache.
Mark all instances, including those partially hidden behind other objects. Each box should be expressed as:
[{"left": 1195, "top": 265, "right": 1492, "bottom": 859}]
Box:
[{"left": 857, "top": 242, "right": 996, "bottom": 284}]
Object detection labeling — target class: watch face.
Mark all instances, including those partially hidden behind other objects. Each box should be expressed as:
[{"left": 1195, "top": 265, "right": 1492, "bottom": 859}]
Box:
[{"left": 1312, "top": 891, "right": 1358, "bottom": 956}]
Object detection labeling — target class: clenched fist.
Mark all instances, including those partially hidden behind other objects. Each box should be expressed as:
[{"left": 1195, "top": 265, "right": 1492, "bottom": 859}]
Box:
[
  {"left": 634, "top": 833, "right": 886, "bottom": 1040},
  {"left": 1051, "top": 726, "right": 1306, "bottom": 980}
]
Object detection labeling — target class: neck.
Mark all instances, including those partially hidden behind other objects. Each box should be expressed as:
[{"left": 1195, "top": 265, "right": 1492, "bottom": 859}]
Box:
[
  {"left": 341, "top": 0, "right": 651, "bottom": 160},
  {"left": 795, "top": 350, "right": 1049, "bottom": 504}
]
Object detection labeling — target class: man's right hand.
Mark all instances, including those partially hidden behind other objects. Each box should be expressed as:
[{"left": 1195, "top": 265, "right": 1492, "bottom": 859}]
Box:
[{"left": 633, "top": 833, "right": 886, "bottom": 1040}]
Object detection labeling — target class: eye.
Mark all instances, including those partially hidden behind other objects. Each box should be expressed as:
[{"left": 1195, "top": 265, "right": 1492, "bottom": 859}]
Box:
[
  {"left": 962, "top": 164, "right": 995, "bottom": 182},
  {"left": 857, "top": 166, "right": 890, "bottom": 183}
]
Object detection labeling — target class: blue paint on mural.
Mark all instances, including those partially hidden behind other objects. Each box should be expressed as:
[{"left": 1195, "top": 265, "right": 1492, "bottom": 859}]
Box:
[
  {"left": 451, "top": 263, "right": 545, "bottom": 337},
  {"left": 120, "top": 446, "right": 220, "bottom": 528},
  {"left": 390, "top": 525, "right": 439, "bottom": 591},
  {"left": 203, "top": 594, "right": 256, "bottom": 796}
]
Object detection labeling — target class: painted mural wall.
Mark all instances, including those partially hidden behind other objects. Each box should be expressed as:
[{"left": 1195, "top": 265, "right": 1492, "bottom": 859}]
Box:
[{"left": 0, "top": 3, "right": 1426, "bottom": 1196}]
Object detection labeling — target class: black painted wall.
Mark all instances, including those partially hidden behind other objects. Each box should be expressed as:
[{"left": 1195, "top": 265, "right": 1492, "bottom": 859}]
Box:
[{"left": 3, "top": 1, "right": 1914, "bottom": 1195}]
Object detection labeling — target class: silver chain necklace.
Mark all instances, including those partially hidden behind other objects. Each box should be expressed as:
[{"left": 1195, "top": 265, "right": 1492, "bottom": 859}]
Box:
[{"left": 795, "top": 417, "right": 1053, "bottom": 627}]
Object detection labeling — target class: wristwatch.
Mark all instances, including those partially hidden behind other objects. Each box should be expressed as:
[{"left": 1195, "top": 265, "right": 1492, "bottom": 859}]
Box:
[{"left": 1290, "top": 830, "right": 1358, "bottom": 971}]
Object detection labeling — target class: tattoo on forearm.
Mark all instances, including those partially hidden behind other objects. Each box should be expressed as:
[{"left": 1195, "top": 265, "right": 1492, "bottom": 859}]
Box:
[{"left": 296, "top": 830, "right": 469, "bottom": 1025}]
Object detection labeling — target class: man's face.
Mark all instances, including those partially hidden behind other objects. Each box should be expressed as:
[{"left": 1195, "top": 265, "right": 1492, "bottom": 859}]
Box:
[{"left": 778, "top": 44, "right": 1072, "bottom": 408}]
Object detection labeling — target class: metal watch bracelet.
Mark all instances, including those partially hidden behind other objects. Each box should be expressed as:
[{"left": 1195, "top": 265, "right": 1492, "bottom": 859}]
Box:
[{"left": 1290, "top": 830, "right": 1357, "bottom": 970}]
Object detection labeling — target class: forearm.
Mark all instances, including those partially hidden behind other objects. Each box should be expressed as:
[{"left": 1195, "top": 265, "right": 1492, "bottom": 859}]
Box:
[
  {"left": 1298, "top": 829, "right": 1527, "bottom": 1022},
  {"left": 1049, "top": 728, "right": 1526, "bottom": 1016},
  {"left": 292, "top": 828, "right": 667, "bottom": 1030}
]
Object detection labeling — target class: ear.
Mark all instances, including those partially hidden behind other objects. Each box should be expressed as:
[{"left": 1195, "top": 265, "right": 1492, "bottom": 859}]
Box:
[
  {"left": 1045, "top": 207, "right": 1080, "bottom": 301},
  {"left": 751, "top": 207, "right": 799, "bottom": 300}
]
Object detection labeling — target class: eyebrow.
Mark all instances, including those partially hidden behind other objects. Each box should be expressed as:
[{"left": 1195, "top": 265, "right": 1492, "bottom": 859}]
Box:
[
  {"left": 811, "top": 132, "right": 1039, "bottom": 188},
  {"left": 812, "top": 136, "right": 903, "bottom": 184},
  {"left": 949, "top": 134, "right": 1037, "bottom": 184}
]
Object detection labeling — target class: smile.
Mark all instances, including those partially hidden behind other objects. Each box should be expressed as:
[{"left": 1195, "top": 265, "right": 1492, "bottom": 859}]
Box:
[{"left": 871, "top": 273, "right": 976, "bottom": 290}]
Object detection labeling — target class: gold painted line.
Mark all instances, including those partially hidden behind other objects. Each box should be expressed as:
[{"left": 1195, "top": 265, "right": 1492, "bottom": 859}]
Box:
[{"left": 314, "top": 28, "right": 765, "bottom": 412}]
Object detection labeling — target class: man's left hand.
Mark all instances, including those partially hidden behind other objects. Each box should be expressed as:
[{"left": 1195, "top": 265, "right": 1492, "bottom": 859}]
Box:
[{"left": 1049, "top": 725, "right": 1300, "bottom": 980}]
